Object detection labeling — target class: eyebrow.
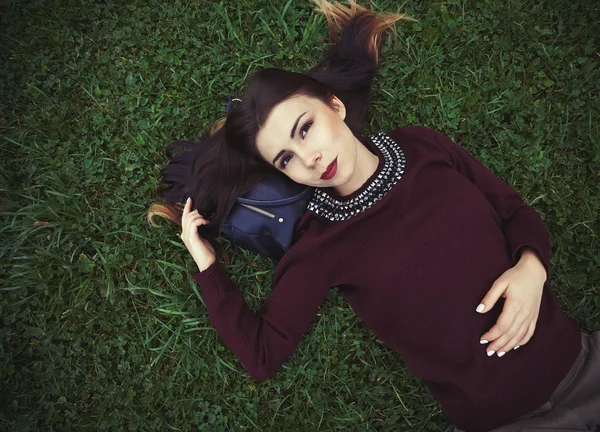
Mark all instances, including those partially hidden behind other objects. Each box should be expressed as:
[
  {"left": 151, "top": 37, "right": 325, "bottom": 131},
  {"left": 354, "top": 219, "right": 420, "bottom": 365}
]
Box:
[{"left": 272, "top": 111, "right": 307, "bottom": 166}]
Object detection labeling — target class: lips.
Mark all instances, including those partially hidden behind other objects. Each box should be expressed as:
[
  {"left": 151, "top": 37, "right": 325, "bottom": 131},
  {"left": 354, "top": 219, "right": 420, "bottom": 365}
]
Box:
[{"left": 320, "top": 157, "right": 338, "bottom": 180}]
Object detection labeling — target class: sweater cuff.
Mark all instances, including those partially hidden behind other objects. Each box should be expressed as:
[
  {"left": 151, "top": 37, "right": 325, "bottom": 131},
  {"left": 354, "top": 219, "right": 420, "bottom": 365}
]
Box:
[
  {"left": 192, "top": 261, "right": 226, "bottom": 300},
  {"left": 503, "top": 206, "right": 551, "bottom": 277}
]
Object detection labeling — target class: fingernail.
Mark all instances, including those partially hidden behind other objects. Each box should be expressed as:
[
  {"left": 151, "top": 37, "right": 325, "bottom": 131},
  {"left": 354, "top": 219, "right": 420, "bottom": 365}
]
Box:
[
  {"left": 480, "top": 340, "right": 489, "bottom": 344},
  {"left": 186, "top": 197, "right": 191, "bottom": 203},
  {"left": 498, "top": 351, "right": 505, "bottom": 357},
  {"left": 476, "top": 304, "right": 485, "bottom": 313},
  {"left": 514, "top": 345, "right": 520, "bottom": 350},
  {"left": 487, "top": 350, "right": 495, "bottom": 356}
]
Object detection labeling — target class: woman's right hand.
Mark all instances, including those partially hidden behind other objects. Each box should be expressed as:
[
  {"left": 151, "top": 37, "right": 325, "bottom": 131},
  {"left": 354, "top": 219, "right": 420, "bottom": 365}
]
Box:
[{"left": 181, "top": 197, "right": 216, "bottom": 272}]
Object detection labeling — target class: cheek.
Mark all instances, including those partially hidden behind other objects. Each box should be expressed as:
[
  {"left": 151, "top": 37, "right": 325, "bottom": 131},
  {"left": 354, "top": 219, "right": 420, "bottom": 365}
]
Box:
[
  {"left": 323, "top": 115, "right": 337, "bottom": 145},
  {"left": 329, "top": 115, "right": 351, "bottom": 151}
]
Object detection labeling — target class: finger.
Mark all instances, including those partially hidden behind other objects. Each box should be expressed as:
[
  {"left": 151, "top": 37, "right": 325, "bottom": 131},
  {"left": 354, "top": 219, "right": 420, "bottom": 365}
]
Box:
[
  {"left": 182, "top": 197, "right": 192, "bottom": 218},
  {"left": 495, "top": 320, "right": 530, "bottom": 357},
  {"left": 184, "top": 213, "right": 206, "bottom": 237},
  {"left": 181, "top": 198, "right": 192, "bottom": 224},
  {"left": 476, "top": 279, "right": 508, "bottom": 314},
  {"left": 514, "top": 321, "right": 537, "bottom": 349},
  {"left": 189, "top": 214, "right": 208, "bottom": 229},
  {"left": 181, "top": 204, "right": 199, "bottom": 239},
  {"left": 480, "top": 301, "right": 520, "bottom": 343},
  {"left": 484, "top": 314, "right": 525, "bottom": 357},
  {"left": 189, "top": 216, "right": 208, "bottom": 232},
  {"left": 183, "top": 218, "right": 211, "bottom": 249},
  {"left": 183, "top": 209, "right": 199, "bottom": 226}
]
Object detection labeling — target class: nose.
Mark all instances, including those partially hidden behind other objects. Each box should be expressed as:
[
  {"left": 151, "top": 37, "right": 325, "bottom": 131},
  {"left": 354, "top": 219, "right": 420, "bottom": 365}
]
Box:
[{"left": 299, "top": 149, "right": 321, "bottom": 169}]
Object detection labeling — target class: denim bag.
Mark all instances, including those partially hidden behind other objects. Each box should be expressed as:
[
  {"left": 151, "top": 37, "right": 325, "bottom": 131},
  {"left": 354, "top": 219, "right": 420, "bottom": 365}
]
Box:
[{"left": 220, "top": 172, "right": 314, "bottom": 261}]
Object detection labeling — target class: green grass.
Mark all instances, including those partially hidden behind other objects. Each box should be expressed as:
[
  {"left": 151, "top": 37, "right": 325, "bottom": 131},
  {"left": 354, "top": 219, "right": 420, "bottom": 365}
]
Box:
[{"left": 1, "top": 0, "right": 599, "bottom": 430}]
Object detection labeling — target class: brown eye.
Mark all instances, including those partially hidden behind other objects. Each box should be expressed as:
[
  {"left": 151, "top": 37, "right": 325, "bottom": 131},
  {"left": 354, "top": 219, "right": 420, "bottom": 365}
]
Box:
[
  {"left": 300, "top": 121, "right": 313, "bottom": 139},
  {"left": 280, "top": 154, "right": 293, "bottom": 169},
  {"left": 280, "top": 120, "right": 312, "bottom": 169}
]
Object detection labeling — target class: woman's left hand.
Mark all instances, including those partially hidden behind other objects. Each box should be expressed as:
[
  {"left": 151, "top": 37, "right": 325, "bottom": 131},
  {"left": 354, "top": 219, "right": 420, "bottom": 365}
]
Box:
[{"left": 476, "top": 249, "right": 547, "bottom": 358}]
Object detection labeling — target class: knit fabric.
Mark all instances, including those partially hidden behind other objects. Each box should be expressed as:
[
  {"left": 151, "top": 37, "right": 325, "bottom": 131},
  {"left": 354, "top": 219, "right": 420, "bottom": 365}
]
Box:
[{"left": 192, "top": 126, "right": 581, "bottom": 432}]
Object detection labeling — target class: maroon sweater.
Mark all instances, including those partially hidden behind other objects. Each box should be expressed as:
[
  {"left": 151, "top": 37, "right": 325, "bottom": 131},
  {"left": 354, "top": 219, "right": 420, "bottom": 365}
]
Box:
[{"left": 193, "top": 126, "right": 581, "bottom": 431}]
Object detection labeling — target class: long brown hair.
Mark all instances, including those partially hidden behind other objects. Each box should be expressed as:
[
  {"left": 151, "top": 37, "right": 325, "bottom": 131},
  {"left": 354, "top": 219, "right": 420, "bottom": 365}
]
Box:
[{"left": 147, "top": 0, "right": 413, "bottom": 250}]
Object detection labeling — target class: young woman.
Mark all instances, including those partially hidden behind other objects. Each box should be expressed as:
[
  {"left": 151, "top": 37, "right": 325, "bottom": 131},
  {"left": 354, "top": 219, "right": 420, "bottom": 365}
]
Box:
[{"left": 148, "top": 1, "right": 599, "bottom": 431}]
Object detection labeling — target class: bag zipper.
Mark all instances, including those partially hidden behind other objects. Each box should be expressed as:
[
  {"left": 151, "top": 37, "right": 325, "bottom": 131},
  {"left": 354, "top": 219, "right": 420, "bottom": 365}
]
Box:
[{"left": 239, "top": 203, "right": 275, "bottom": 219}]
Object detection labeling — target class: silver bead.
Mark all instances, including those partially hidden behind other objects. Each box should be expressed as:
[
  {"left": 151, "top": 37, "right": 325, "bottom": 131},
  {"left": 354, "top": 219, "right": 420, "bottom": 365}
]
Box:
[{"left": 307, "top": 132, "right": 406, "bottom": 222}]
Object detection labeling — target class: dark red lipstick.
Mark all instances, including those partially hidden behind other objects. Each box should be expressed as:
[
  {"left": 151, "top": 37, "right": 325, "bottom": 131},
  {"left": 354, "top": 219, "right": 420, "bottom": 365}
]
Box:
[{"left": 320, "top": 157, "right": 338, "bottom": 180}]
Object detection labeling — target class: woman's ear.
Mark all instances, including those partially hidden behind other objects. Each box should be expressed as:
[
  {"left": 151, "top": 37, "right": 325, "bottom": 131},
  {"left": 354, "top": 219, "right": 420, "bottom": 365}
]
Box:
[{"left": 330, "top": 95, "right": 346, "bottom": 120}]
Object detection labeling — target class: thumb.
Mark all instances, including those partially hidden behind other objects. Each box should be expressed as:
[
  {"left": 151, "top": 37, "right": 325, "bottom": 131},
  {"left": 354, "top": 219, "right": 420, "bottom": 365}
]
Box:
[{"left": 476, "top": 279, "right": 508, "bottom": 314}]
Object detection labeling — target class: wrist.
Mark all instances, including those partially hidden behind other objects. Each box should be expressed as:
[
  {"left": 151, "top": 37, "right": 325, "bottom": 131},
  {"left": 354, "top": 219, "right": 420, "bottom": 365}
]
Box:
[
  {"left": 196, "top": 257, "right": 216, "bottom": 273},
  {"left": 517, "top": 248, "right": 547, "bottom": 282}
]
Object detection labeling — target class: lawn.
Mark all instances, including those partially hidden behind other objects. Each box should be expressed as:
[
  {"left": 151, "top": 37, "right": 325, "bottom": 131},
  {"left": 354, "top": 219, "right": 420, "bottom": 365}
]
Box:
[{"left": 1, "top": 0, "right": 598, "bottom": 431}]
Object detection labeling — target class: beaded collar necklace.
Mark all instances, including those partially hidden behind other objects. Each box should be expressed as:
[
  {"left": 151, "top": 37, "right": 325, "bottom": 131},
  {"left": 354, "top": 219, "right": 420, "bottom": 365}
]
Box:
[{"left": 307, "top": 132, "right": 407, "bottom": 222}]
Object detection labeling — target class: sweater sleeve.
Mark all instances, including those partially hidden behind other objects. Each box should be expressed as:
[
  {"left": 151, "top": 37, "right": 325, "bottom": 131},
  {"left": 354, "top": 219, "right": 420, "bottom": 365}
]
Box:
[
  {"left": 191, "top": 237, "right": 330, "bottom": 381},
  {"left": 406, "top": 126, "right": 552, "bottom": 276}
]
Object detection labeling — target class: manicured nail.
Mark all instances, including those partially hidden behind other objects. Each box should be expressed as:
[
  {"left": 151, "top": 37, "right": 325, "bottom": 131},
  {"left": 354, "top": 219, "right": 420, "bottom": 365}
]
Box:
[
  {"left": 498, "top": 351, "right": 505, "bottom": 357},
  {"left": 480, "top": 340, "right": 489, "bottom": 344},
  {"left": 514, "top": 345, "right": 520, "bottom": 350},
  {"left": 186, "top": 197, "right": 191, "bottom": 203},
  {"left": 476, "top": 304, "right": 485, "bottom": 313},
  {"left": 487, "top": 350, "right": 495, "bottom": 356}
]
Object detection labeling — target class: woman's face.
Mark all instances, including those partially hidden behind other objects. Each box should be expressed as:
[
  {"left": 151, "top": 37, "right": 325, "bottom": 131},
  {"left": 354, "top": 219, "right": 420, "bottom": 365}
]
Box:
[{"left": 255, "top": 94, "right": 361, "bottom": 189}]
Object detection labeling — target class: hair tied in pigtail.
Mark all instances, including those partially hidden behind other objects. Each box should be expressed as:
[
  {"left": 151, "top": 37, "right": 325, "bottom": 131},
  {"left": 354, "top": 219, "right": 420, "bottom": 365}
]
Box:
[{"left": 225, "top": 96, "right": 242, "bottom": 113}]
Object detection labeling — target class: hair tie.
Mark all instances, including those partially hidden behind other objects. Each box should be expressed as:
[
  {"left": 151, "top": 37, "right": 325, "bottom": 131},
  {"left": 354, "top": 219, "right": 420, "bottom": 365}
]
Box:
[{"left": 225, "top": 96, "right": 242, "bottom": 113}]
